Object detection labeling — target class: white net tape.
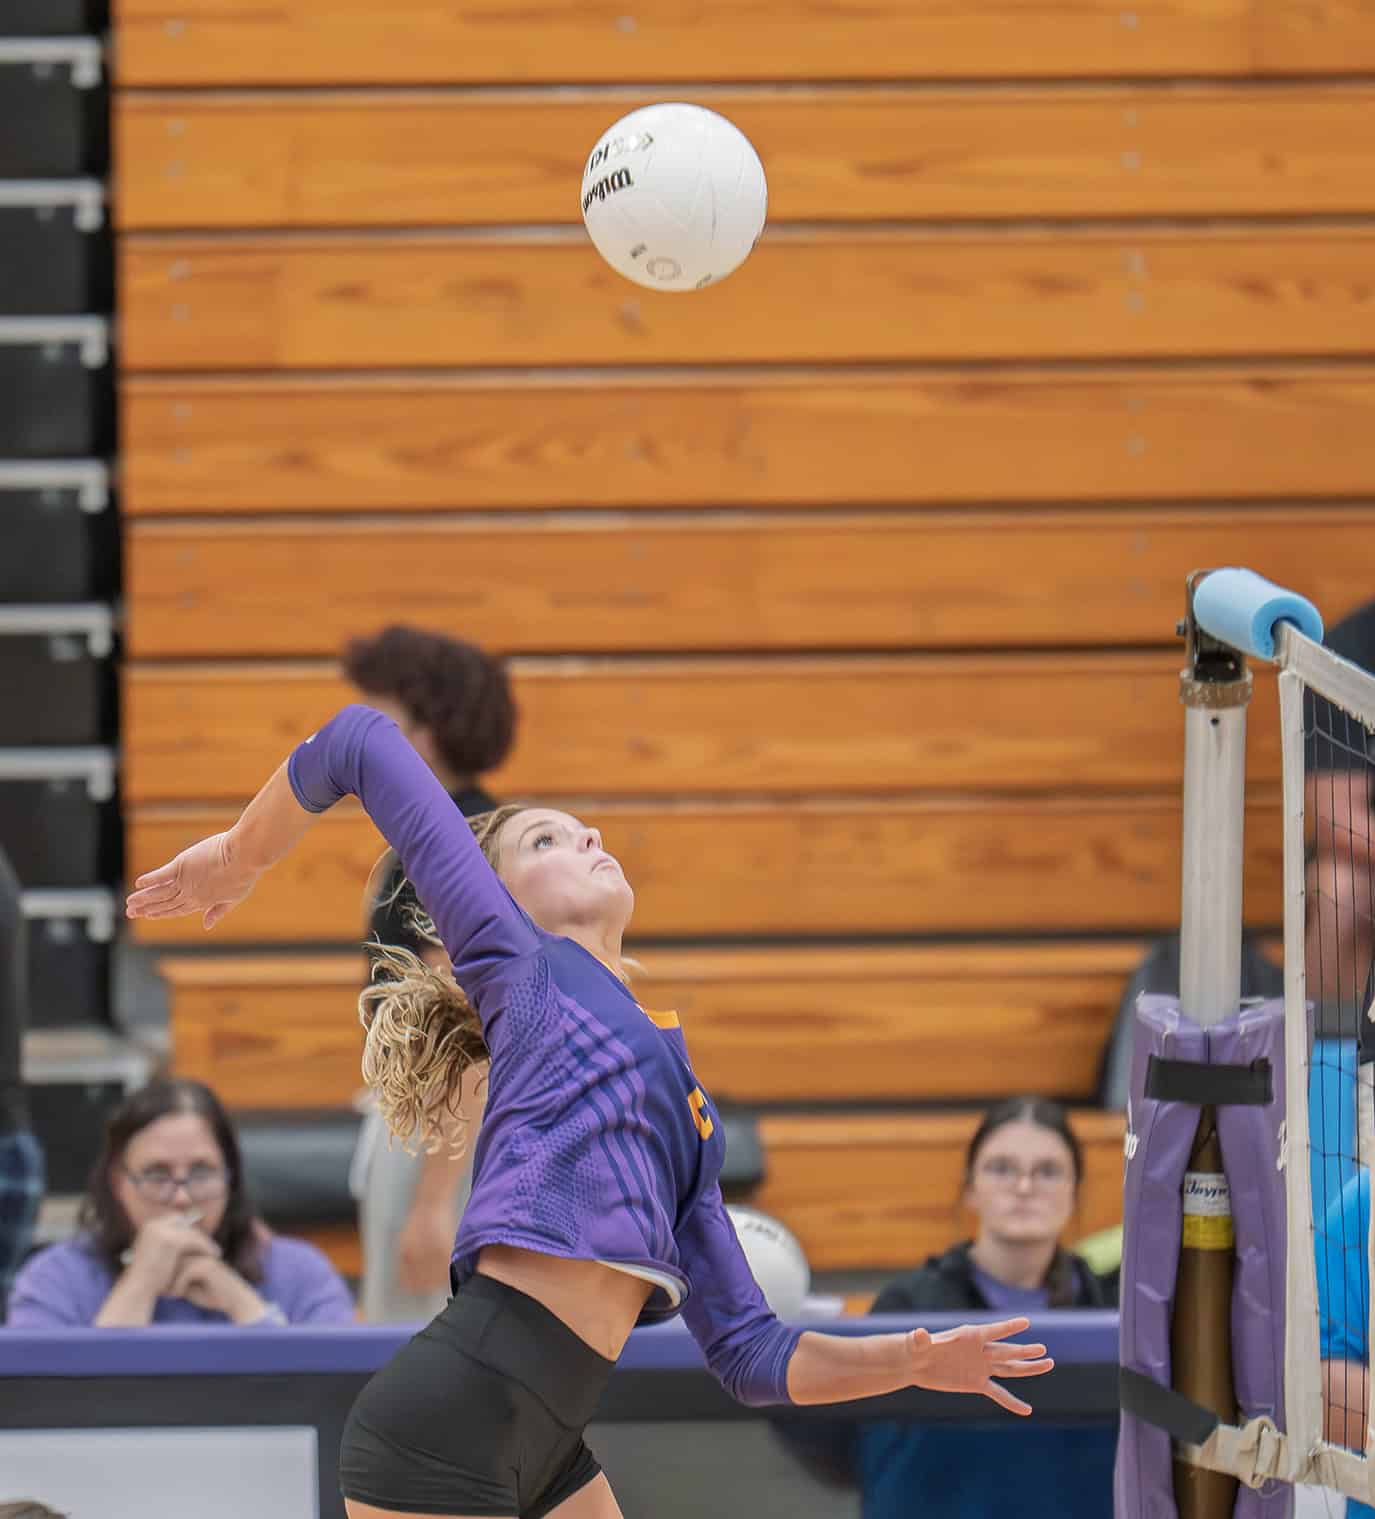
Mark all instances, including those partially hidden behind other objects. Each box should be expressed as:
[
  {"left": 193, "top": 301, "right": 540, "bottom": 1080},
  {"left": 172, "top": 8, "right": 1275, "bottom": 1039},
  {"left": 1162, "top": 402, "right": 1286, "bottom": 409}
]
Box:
[{"left": 1277, "top": 627, "right": 1375, "bottom": 1507}]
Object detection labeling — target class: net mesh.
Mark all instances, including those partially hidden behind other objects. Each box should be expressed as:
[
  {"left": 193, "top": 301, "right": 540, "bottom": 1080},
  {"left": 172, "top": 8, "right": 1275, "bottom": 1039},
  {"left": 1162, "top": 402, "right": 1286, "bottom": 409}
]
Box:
[{"left": 1301, "top": 675, "right": 1375, "bottom": 1504}]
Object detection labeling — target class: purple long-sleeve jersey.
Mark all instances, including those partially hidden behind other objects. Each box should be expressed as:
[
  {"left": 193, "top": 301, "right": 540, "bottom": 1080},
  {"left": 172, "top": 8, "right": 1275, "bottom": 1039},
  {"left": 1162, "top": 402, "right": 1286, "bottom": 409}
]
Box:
[{"left": 289, "top": 706, "right": 803, "bottom": 1405}]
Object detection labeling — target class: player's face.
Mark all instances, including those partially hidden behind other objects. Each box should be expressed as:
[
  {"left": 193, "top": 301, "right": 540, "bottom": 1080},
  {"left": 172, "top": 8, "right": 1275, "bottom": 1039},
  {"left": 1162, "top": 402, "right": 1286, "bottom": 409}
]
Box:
[
  {"left": 495, "top": 809, "right": 635, "bottom": 937},
  {"left": 112, "top": 1112, "right": 231, "bottom": 1238},
  {"left": 965, "top": 1119, "right": 1078, "bottom": 1247}
]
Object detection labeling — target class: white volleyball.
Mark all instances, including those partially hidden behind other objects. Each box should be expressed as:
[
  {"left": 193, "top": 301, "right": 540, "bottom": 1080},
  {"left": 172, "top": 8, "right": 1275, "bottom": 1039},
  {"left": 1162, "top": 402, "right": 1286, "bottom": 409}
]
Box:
[
  {"left": 580, "top": 102, "right": 768, "bottom": 293},
  {"left": 726, "top": 1205, "right": 811, "bottom": 1320}
]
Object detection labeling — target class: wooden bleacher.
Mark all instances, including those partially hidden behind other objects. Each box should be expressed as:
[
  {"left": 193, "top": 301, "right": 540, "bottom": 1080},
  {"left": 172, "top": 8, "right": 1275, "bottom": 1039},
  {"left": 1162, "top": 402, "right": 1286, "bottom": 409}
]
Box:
[
  {"left": 114, "top": 8, "right": 1375, "bottom": 85},
  {"left": 121, "top": 228, "right": 1375, "bottom": 370},
  {"left": 161, "top": 943, "right": 1139, "bottom": 1112},
  {"left": 128, "top": 793, "right": 1285, "bottom": 945},
  {"left": 121, "top": 367, "right": 1375, "bottom": 514},
  {"left": 124, "top": 509, "right": 1375, "bottom": 658},
  {"left": 110, "top": 0, "right": 1362, "bottom": 1286},
  {"left": 114, "top": 85, "right": 1375, "bottom": 229},
  {"left": 122, "top": 654, "right": 1282, "bottom": 803}
]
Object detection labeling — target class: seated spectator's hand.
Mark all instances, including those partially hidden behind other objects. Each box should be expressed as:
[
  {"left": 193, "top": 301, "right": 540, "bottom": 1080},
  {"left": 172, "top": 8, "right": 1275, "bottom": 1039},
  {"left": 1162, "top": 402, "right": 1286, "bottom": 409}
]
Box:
[
  {"left": 167, "top": 1253, "right": 270, "bottom": 1325},
  {"left": 125, "top": 831, "right": 261, "bottom": 931},
  {"left": 125, "top": 1214, "right": 221, "bottom": 1299},
  {"left": 907, "top": 1316, "right": 1053, "bottom": 1417},
  {"left": 397, "top": 1199, "right": 456, "bottom": 1294}
]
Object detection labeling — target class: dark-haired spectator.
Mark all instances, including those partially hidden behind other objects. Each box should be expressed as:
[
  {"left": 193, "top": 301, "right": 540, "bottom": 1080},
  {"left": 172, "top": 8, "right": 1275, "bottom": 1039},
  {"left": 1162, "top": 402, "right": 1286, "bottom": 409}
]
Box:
[
  {"left": 7, "top": 1078, "right": 353, "bottom": 1328},
  {"left": 0, "top": 842, "right": 43, "bottom": 1320},
  {"left": 856, "top": 1097, "right": 1114, "bottom": 1519},
  {"left": 342, "top": 625, "right": 515, "bottom": 1321}
]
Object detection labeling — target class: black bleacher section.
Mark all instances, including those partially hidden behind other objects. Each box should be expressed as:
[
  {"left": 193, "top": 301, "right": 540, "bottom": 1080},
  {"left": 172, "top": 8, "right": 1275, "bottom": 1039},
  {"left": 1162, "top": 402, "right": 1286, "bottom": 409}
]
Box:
[
  {"left": 1, "top": 3, "right": 109, "bottom": 38},
  {"left": 0, "top": 35, "right": 107, "bottom": 176},
  {"left": 0, "top": 23, "right": 150, "bottom": 1209}
]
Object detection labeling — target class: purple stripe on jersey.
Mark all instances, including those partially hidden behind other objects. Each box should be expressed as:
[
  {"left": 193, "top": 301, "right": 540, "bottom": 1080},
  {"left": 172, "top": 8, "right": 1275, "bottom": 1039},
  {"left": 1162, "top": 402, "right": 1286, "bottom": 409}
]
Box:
[
  {"left": 561, "top": 996, "right": 666, "bottom": 1263},
  {"left": 543, "top": 939, "right": 679, "bottom": 1270}
]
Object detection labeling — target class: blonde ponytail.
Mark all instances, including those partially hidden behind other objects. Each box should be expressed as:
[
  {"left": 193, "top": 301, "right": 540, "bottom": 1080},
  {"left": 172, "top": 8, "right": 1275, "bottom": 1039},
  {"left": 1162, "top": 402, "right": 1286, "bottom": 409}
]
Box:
[
  {"left": 358, "top": 943, "right": 489, "bottom": 1155},
  {"left": 357, "top": 800, "right": 636, "bottom": 1152}
]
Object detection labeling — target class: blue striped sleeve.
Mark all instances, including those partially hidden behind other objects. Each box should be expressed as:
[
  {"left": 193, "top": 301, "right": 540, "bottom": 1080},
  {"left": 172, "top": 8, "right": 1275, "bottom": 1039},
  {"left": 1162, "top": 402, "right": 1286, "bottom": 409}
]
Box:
[{"left": 677, "top": 1183, "right": 803, "bottom": 1406}]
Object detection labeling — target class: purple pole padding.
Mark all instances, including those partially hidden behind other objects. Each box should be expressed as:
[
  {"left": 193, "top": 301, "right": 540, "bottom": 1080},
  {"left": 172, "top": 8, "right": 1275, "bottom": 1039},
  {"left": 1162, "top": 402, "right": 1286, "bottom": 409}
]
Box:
[
  {"left": 1114, "top": 995, "right": 1290, "bottom": 1519},
  {"left": 1217, "top": 998, "right": 1289, "bottom": 1518}
]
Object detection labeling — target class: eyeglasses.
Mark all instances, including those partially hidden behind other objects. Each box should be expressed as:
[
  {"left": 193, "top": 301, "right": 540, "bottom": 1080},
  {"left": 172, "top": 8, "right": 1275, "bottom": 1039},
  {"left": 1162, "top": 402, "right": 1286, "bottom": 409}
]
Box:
[
  {"left": 123, "top": 1163, "right": 230, "bottom": 1203},
  {"left": 976, "top": 1157, "right": 1073, "bottom": 1190}
]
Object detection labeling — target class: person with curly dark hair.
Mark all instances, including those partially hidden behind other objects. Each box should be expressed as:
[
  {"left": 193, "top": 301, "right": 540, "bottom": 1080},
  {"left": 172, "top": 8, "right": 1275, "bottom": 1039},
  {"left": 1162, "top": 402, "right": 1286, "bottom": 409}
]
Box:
[
  {"left": 6, "top": 1078, "right": 353, "bottom": 1328},
  {"left": 342, "top": 626, "right": 517, "bottom": 1322}
]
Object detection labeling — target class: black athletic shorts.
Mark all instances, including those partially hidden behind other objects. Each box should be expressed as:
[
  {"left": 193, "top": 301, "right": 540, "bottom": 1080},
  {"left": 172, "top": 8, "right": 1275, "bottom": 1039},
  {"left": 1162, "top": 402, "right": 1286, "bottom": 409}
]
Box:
[{"left": 340, "top": 1273, "right": 616, "bottom": 1517}]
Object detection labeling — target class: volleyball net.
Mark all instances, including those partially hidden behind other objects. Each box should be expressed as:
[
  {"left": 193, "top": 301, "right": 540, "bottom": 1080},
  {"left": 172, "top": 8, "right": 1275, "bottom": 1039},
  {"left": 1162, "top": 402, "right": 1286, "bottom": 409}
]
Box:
[{"left": 1116, "top": 569, "right": 1375, "bottom": 1518}]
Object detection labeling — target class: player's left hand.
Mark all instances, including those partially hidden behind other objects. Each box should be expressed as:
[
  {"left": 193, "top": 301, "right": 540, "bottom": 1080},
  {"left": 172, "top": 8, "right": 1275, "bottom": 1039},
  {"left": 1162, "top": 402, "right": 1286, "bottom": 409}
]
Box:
[
  {"left": 906, "top": 1316, "right": 1053, "bottom": 1416},
  {"left": 125, "top": 831, "right": 261, "bottom": 930}
]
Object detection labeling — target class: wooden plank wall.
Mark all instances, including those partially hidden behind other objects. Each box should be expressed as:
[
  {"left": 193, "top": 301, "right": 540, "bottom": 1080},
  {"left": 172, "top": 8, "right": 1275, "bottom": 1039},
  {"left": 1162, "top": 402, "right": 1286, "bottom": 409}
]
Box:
[{"left": 112, "top": 0, "right": 1369, "bottom": 1267}]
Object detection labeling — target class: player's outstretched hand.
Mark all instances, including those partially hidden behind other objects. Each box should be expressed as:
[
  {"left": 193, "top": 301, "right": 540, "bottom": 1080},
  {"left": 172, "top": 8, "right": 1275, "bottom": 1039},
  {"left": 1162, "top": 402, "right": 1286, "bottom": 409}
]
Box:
[
  {"left": 907, "top": 1316, "right": 1054, "bottom": 1416},
  {"left": 125, "top": 831, "right": 261, "bottom": 931}
]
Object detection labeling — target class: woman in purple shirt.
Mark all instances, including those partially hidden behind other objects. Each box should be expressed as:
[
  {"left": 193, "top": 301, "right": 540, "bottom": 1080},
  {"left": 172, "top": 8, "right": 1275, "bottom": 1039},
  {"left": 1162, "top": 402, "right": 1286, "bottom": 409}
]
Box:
[
  {"left": 126, "top": 705, "right": 1052, "bottom": 1519},
  {"left": 8, "top": 1077, "right": 353, "bottom": 1329}
]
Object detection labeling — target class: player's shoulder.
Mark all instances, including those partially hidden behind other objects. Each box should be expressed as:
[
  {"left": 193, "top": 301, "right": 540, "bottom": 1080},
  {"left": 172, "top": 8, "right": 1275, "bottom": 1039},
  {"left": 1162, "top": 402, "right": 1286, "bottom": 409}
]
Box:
[{"left": 542, "top": 936, "right": 642, "bottom": 1017}]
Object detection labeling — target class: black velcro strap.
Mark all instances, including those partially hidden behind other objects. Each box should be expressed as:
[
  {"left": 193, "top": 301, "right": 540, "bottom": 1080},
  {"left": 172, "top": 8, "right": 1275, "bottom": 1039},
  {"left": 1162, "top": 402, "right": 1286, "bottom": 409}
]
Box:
[
  {"left": 1144, "top": 1055, "right": 1272, "bottom": 1107},
  {"left": 1120, "top": 1367, "right": 1220, "bottom": 1446}
]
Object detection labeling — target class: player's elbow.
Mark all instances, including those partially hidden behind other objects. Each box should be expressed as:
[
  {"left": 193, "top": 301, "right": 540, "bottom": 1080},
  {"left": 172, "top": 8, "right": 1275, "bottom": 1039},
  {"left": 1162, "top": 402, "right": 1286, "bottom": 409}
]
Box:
[
  {"left": 710, "top": 1327, "right": 801, "bottom": 1407},
  {"left": 720, "top": 1366, "right": 789, "bottom": 1408}
]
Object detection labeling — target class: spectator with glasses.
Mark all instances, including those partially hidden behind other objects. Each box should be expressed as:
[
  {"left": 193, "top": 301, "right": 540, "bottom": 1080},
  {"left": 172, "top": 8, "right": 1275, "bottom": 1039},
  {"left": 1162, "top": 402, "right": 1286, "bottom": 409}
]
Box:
[
  {"left": 6, "top": 1078, "right": 353, "bottom": 1328},
  {"left": 855, "top": 1096, "right": 1114, "bottom": 1519}
]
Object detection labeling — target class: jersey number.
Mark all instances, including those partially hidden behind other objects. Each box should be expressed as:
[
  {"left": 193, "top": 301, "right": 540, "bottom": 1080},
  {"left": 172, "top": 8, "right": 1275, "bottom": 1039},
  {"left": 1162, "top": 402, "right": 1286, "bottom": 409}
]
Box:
[{"left": 688, "top": 1087, "right": 715, "bottom": 1141}]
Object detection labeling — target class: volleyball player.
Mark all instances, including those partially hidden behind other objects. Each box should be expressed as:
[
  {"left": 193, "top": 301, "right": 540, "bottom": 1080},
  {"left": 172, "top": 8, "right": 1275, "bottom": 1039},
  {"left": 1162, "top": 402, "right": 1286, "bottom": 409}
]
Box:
[{"left": 126, "top": 705, "right": 1054, "bottom": 1519}]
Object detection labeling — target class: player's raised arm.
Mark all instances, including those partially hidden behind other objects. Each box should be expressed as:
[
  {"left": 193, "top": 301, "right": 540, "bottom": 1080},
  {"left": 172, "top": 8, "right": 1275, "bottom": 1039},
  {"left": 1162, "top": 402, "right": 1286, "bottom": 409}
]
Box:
[{"left": 127, "top": 705, "right": 535, "bottom": 985}]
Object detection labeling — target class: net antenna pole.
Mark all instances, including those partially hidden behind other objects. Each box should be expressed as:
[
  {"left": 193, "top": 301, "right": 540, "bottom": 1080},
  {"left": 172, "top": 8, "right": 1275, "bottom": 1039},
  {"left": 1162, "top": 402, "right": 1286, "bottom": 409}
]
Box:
[
  {"left": 1117, "top": 569, "right": 1332, "bottom": 1514},
  {"left": 1180, "top": 569, "right": 1252, "bottom": 1026},
  {"left": 1173, "top": 570, "right": 1252, "bottom": 1519}
]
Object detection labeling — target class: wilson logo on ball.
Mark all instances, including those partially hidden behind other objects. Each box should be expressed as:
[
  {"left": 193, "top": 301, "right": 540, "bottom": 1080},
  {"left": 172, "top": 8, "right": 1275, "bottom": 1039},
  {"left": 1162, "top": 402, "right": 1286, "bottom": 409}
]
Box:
[
  {"left": 581, "top": 168, "right": 633, "bottom": 215},
  {"left": 579, "top": 102, "right": 767, "bottom": 294},
  {"left": 584, "top": 132, "right": 653, "bottom": 177}
]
